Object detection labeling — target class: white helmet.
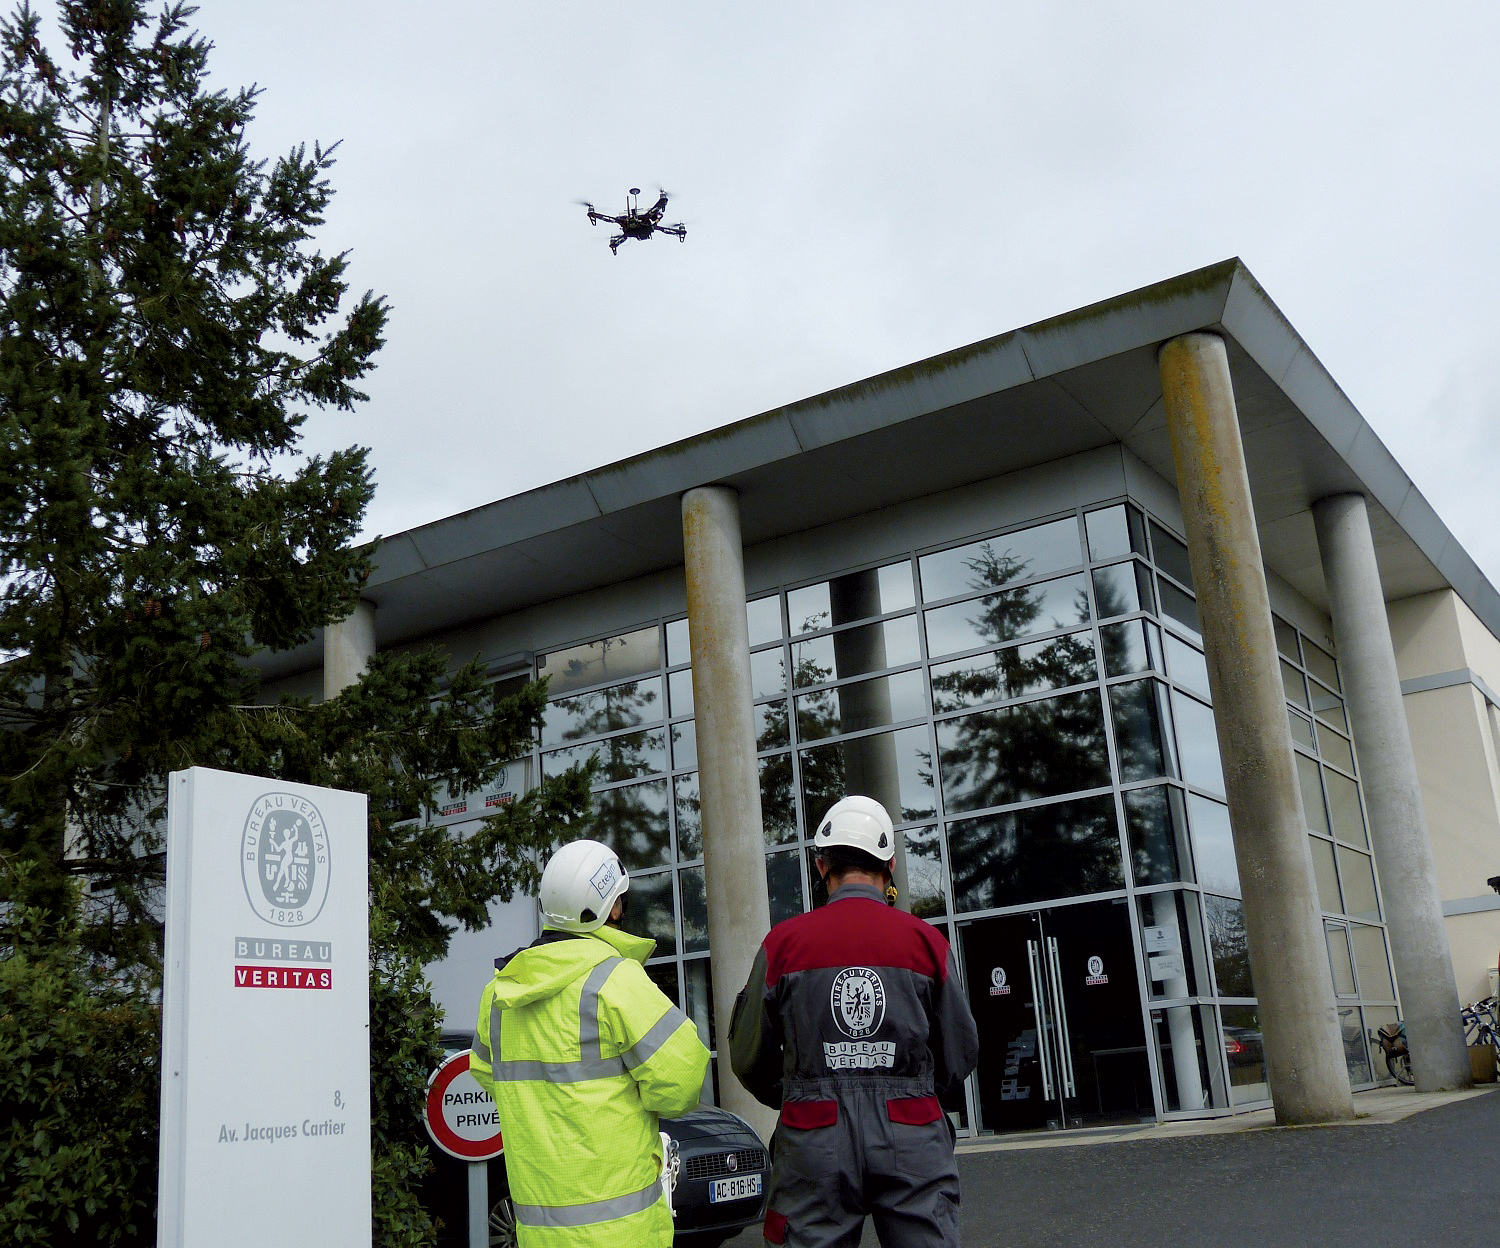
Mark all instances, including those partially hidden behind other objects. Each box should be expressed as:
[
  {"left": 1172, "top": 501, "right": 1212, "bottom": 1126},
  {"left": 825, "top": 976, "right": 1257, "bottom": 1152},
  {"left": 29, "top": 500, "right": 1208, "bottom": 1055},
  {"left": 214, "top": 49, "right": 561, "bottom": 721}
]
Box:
[
  {"left": 539, "top": 839, "right": 629, "bottom": 933},
  {"left": 813, "top": 796, "right": 896, "bottom": 863}
]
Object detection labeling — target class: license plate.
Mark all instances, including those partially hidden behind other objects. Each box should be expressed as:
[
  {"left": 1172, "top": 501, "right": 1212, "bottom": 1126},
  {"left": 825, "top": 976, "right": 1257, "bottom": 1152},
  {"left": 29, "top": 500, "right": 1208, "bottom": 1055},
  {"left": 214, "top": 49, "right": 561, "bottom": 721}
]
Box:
[{"left": 709, "top": 1173, "right": 762, "bottom": 1203}]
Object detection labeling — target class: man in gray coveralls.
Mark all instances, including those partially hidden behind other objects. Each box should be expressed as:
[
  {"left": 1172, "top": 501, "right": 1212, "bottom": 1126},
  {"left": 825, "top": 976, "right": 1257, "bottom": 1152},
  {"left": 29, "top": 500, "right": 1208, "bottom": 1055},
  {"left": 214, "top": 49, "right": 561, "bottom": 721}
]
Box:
[{"left": 729, "top": 796, "right": 979, "bottom": 1247}]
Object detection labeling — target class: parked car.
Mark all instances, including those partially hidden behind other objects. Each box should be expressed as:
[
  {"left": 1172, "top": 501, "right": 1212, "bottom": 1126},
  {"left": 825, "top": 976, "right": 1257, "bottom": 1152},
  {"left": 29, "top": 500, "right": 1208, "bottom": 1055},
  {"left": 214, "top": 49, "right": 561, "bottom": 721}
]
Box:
[
  {"left": 424, "top": 1032, "right": 768, "bottom": 1247},
  {"left": 1222, "top": 1025, "right": 1264, "bottom": 1067}
]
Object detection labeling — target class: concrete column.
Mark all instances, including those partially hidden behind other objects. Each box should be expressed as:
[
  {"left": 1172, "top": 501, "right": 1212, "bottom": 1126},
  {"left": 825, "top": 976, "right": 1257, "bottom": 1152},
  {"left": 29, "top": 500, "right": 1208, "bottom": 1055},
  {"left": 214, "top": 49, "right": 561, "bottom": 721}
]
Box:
[
  {"left": 1313, "top": 492, "right": 1471, "bottom": 1090},
  {"left": 1158, "top": 332, "right": 1354, "bottom": 1124},
  {"left": 323, "top": 599, "right": 377, "bottom": 699},
  {"left": 681, "top": 486, "right": 777, "bottom": 1140}
]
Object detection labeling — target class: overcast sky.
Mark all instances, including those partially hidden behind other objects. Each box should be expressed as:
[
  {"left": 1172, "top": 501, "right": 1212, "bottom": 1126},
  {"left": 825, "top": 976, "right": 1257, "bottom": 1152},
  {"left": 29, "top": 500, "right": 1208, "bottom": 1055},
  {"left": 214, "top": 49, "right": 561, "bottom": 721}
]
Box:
[{"left": 181, "top": 2, "right": 1500, "bottom": 584}]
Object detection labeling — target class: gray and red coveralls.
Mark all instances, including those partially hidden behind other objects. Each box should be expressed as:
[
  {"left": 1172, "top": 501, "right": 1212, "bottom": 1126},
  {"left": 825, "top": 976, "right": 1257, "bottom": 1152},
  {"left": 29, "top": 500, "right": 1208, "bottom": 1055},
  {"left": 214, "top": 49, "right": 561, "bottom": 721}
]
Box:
[{"left": 728, "top": 881, "right": 979, "bottom": 1247}]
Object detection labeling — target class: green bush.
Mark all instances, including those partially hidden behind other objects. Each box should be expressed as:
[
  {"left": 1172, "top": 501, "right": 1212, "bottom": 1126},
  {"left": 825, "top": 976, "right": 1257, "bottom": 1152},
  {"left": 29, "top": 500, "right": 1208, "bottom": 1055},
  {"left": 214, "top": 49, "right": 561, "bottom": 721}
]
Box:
[{"left": 0, "top": 898, "right": 160, "bottom": 1245}]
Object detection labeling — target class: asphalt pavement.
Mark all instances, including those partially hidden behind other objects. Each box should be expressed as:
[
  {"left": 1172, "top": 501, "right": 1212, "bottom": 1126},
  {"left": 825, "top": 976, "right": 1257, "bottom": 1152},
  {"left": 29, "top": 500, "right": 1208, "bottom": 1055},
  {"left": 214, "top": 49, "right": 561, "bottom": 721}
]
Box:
[{"left": 714, "top": 1085, "right": 1500, "bottom": 1246}]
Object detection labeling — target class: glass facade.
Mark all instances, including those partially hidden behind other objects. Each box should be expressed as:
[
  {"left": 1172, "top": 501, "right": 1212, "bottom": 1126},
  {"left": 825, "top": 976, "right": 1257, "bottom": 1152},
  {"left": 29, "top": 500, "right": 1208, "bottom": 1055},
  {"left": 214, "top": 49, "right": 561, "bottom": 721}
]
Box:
[{"left": 525, "top": 499, "right": 1394, "bottom": 1123}]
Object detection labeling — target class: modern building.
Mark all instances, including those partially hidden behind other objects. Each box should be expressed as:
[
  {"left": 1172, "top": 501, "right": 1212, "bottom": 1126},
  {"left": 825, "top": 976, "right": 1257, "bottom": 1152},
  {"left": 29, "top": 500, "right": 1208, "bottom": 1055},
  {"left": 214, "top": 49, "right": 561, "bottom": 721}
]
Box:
[{"left": 262, "top": 259, "right": 1500, "bottom": 1136}]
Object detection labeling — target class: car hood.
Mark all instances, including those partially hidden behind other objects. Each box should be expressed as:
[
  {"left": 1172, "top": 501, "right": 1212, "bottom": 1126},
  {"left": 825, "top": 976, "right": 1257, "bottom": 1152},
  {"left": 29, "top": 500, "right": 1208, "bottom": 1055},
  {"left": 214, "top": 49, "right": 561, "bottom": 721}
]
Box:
[{"left": 662, "top": 1106, "right": 762, "bottom": 1147}]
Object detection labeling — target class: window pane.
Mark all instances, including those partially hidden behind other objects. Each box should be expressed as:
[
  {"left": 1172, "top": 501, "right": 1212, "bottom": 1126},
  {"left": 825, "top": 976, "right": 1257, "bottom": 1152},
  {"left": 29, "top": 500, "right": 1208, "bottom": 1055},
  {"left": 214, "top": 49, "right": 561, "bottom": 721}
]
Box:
[
  {"left": 1273, "top": 616, "right": 1301, "bottom": 662},
  {"left": 618, "top": 868, "right": 675, "bottom": 957},
  {"left": 1139, "top": 889, "right": 1206, "bottom": 999},
  {"left": 680, "top": 865, "right": 707, "bottom": 953},
  {"left": 674, "top": 774, "right": 701, "bottom": 860},
  {"left": 1204, "top": 896, "right": 1255, "bottom": 997},
  {"left": 1091, "top": 562, "right": 1146, "bottom": 619},
  {"left": 1221, "top": 1005, "right": 1268, "bottom": 1105},
  {"left": 1297, "top": 753, "right": 1330, "bottom": 835},
  {"left": 1099, "top": 619, "right": 1162, "bottom": 678},
  {"left": 767, "top": 850, "right": 805, "bottom": 926},
  {"left": 1149, "top": 521, "right": 1194, "bottom": 590},
  {"left": 665, "top": 618, "right": 691, "bottom": 668},
  {"left": 1315, "top": 696, "right": 1348, "bottom": 734},
  {"left": 1157, "top": 580, "right": 1200, "bottom": 636},
  {"left": 1310, "top": 836, "right": 1341, "bottom": 912},
  {"left": 938, "top": 689, "right": 1110, "bottom": 812},
  {"left": 1304, "top": 641, "right": 1340, "bottom": 691},
  {"left": 801, "top": 724, "right": 936, "bottom": 827},
  {"left": 1187, "top": 794, "right": 1239, "bottom": 894},
  {"left": 1310, "top": 683, "right": 1344, "bottom": 724},
  {"left": 755, "top": 700, "right": 791, "bottom": 751},
  {"left": 1164, "top": 633, "right": 1211, "bottom": 701},
  {"left": 668, "top": 668, "right": 694, "bottom": 718},
  {"left": 1336, "top": 847, "right": 1380, "bottom": 921},
  {"left": 1325, "top": 921, "right": 1357, "bottom": 996},
  {"left": 543, "top": 677, "right": 663, "bottom": 747},
  {"left": 1085, "top": 505, "right": 1147, "bottom": 561},
  {"left": 795, "top": 669, "right": 926, "bottom": 742},
  {"left": 1349, "top": 924, "right": 1395, "bottom": 1000},
  {"left": 671, "top": 720, "right": 697, "bottom": 771},
  {"left": 1316, "top": 723, "right": 1355, "bottom": 774},
  {"left": 903, "top": 824, "right": 947, "bottom": 918},
  {"left": 1325, "top": 770, "right": 1367, "bottom": 848},
  {"left": 749, "top": 647, "right": 786, "bottom": 700},
  {"left": 539, "top": 626, "right": 660, "bottom": 695},
  {"left": 1109, "top": 680, "right": 1172, "bottom": 783},
  {"left": 946, "top": 795, "right": 1122, "bottom": 912},
  {"left": 746, "top": 596, "right": 783, "bottom": 647},
  {"left": 919, "top": 518, "right": 1083, "bottom": 601},
  {"left": 1280, "top": 659, "right": 1309, "bottom": 709},
  {"left": 1123, "top": 785, "right": 1190, "bottom": 886},
  {"left": 923, "top": 574, "right": 1090, "bottom": 659},
  {"left": 542, "top": 727, "right": 667, "bottom": 783},
  {"left": 929, "top": 631, "right": 1096, "bottom": 713},
  {"left": 1288, "top": 711, "right": 1316, "bottom": 751},
  {"left": 594, "top": 780, "right": 670, "bottom": 871},
  {"left": 1172, "top": 692, "right": 1225, "bottom": 796},
  {"left": 788, "top": 562, "right": 915, "bottom": 635},
  {"left": 684, "top": 959, "right": 715, "bottom": 1050},
  {"left": 1340, "top": 1006, "right": 1373, "bottom": 1085},
  {"left": 791, "top": 617, "right": 921, "bottom": 686},
  {"left": 760, "top": 753, "right": 797, "bottom": 845}
]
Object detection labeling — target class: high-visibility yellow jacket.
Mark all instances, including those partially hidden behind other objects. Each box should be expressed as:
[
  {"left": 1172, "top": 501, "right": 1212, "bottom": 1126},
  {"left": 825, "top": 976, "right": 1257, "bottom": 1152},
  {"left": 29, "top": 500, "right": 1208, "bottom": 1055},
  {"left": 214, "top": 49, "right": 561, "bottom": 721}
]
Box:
[{"left": 470, "top": 924, "right": 710, "bottom": 1248}]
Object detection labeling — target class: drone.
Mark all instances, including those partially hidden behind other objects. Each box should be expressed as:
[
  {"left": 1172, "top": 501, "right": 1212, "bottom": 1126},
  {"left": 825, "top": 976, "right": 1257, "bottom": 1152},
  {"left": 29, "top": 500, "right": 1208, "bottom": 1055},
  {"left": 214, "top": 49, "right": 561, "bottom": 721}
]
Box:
[{"left": 581, "top": 187, "right": 687, "bottom": 254}]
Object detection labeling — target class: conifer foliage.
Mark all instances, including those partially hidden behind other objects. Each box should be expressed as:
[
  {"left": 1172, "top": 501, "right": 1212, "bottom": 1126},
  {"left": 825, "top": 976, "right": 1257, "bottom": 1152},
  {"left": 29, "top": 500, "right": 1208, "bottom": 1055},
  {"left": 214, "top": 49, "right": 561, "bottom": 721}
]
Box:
[{"left": 0, "top": 4, "right": 591, "bottom": 1243}]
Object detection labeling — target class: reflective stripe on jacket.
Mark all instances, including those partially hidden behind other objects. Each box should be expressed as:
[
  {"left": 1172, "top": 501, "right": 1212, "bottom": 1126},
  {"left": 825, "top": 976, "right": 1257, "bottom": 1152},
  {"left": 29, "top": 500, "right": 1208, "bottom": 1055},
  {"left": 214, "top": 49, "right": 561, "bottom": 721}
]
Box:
[{"left": 470, "top": 924, "right": 710, "bottom": 1248}]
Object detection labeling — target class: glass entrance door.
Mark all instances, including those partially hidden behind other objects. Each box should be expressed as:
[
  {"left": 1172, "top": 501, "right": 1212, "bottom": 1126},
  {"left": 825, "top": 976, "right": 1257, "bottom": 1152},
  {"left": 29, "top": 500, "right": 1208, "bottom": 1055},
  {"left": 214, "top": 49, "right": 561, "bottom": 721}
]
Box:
[{"left": 960, "top": 898, "right": 1152, "bottom": 1133}]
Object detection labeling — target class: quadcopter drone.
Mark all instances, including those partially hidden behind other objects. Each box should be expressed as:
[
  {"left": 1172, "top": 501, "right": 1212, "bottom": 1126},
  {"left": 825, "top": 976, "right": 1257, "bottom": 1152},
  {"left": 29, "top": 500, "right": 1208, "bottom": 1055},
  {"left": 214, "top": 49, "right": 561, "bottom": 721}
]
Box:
[{"left": 582, "top": 187, "right": 687, "bottom": 254}]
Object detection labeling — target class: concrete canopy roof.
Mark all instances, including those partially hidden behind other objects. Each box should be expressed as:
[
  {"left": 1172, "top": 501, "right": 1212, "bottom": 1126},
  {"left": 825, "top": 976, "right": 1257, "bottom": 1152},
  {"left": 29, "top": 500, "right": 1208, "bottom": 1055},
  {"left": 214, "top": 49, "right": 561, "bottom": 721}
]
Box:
[{"left": 261, "top": 259, "right": 1500, "bottom": 678}]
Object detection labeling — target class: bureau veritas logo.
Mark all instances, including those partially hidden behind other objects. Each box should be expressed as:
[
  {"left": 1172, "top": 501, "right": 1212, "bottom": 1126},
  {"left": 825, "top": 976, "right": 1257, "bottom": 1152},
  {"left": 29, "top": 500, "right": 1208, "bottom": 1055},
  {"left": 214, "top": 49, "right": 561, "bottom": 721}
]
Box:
[{"left": 241, "top": 793, "right": 331, "bottom": 927}]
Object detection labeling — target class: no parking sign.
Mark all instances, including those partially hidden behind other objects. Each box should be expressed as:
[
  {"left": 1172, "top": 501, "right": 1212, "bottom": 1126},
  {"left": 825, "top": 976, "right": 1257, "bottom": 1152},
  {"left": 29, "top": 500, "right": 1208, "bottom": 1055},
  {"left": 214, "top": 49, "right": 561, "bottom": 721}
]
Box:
[{"left": 424, "top": 1051, "right": 504, "bottom": 1161}]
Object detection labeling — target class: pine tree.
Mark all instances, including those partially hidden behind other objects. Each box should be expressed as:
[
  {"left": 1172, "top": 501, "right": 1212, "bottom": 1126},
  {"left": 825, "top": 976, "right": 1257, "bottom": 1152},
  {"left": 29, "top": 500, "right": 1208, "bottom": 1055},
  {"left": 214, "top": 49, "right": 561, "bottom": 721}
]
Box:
[{"left": 0, "top": 4, "right": 591, "bottom": 1242}]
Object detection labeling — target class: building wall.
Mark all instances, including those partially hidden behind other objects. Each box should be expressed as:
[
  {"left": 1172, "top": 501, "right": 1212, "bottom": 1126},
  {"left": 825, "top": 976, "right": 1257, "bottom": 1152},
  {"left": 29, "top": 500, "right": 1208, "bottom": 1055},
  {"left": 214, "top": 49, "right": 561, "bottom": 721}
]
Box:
[{"left": 1387, "top": 590, "right": 1500, "bottom": 1002}]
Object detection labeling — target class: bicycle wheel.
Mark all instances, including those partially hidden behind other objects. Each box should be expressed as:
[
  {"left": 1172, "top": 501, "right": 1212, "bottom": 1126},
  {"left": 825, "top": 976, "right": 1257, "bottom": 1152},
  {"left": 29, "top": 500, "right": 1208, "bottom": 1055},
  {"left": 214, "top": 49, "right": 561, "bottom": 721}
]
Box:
[{"left": 1386, "top": 1050, "right": 1414, "bottom": 1086}]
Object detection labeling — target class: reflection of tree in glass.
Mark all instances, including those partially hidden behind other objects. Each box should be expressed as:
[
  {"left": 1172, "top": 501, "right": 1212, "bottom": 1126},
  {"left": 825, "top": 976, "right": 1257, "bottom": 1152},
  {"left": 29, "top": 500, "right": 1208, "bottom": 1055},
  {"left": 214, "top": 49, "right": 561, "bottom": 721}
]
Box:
[
  {"left": 945, "top": 796, "right": 1122, "bottom": 911},
  {"left": 904, "top": 826, "right": 946, "bottom": 918},
  {"left": 550, "top": 678, "right": 671, "bottom": 872},
  {"left": 1091, "top": 568, "right": 1138, "bottom": 673},
  {"left": 1204, "top": 895, "right": 1255, "bottom": 997},
  {"left": 935, "top": 543, "right": 1110, "bottom": 814}
]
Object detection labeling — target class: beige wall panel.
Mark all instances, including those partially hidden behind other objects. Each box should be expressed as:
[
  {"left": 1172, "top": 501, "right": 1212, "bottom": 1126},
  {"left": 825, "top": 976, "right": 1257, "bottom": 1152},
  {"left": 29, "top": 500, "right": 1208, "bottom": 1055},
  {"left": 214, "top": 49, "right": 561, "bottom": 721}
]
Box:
[
  {"left": 1401, "top": 687, "right": 1499, "bottom": 895},
  {"left": 1446, "top": 912, "right": 1500, "bottom": 1004},
  {"left": 1388, "top": 590, "right": 1466, "bottom": 679}
]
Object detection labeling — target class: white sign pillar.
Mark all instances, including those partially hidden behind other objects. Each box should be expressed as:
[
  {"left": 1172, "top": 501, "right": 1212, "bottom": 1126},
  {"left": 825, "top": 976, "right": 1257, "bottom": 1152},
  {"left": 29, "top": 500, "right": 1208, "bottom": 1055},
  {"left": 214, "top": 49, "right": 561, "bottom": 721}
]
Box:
[{"left": 158, "top": 767, "right": 371, "bottom": 1248}]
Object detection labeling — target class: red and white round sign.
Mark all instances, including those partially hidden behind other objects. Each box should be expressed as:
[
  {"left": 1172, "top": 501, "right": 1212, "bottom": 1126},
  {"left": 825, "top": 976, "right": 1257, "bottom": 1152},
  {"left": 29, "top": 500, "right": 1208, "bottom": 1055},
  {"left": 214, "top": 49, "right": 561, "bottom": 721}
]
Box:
[{"left": 423, "top": 1051, "right": 504, "bottom": 1161}]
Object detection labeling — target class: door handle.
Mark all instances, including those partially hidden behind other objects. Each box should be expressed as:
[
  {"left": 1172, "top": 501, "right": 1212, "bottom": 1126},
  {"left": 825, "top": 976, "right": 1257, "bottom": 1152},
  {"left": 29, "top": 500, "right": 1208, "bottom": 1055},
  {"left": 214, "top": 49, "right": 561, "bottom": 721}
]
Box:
[
  {"left": 1046, "top": 936, "right": 1077, "bottom": 1096},
  {"left": 1026, "top": 939, "right": 1054, "bottom": 1101}
]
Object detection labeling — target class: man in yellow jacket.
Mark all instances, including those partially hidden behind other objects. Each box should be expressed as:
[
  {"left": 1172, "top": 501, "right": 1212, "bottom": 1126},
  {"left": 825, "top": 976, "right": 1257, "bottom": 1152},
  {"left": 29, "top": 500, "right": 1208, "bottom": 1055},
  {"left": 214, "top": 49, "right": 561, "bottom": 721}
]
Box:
[{"left": 470, "top": 838, "right": 710, "bottom": 1247}]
